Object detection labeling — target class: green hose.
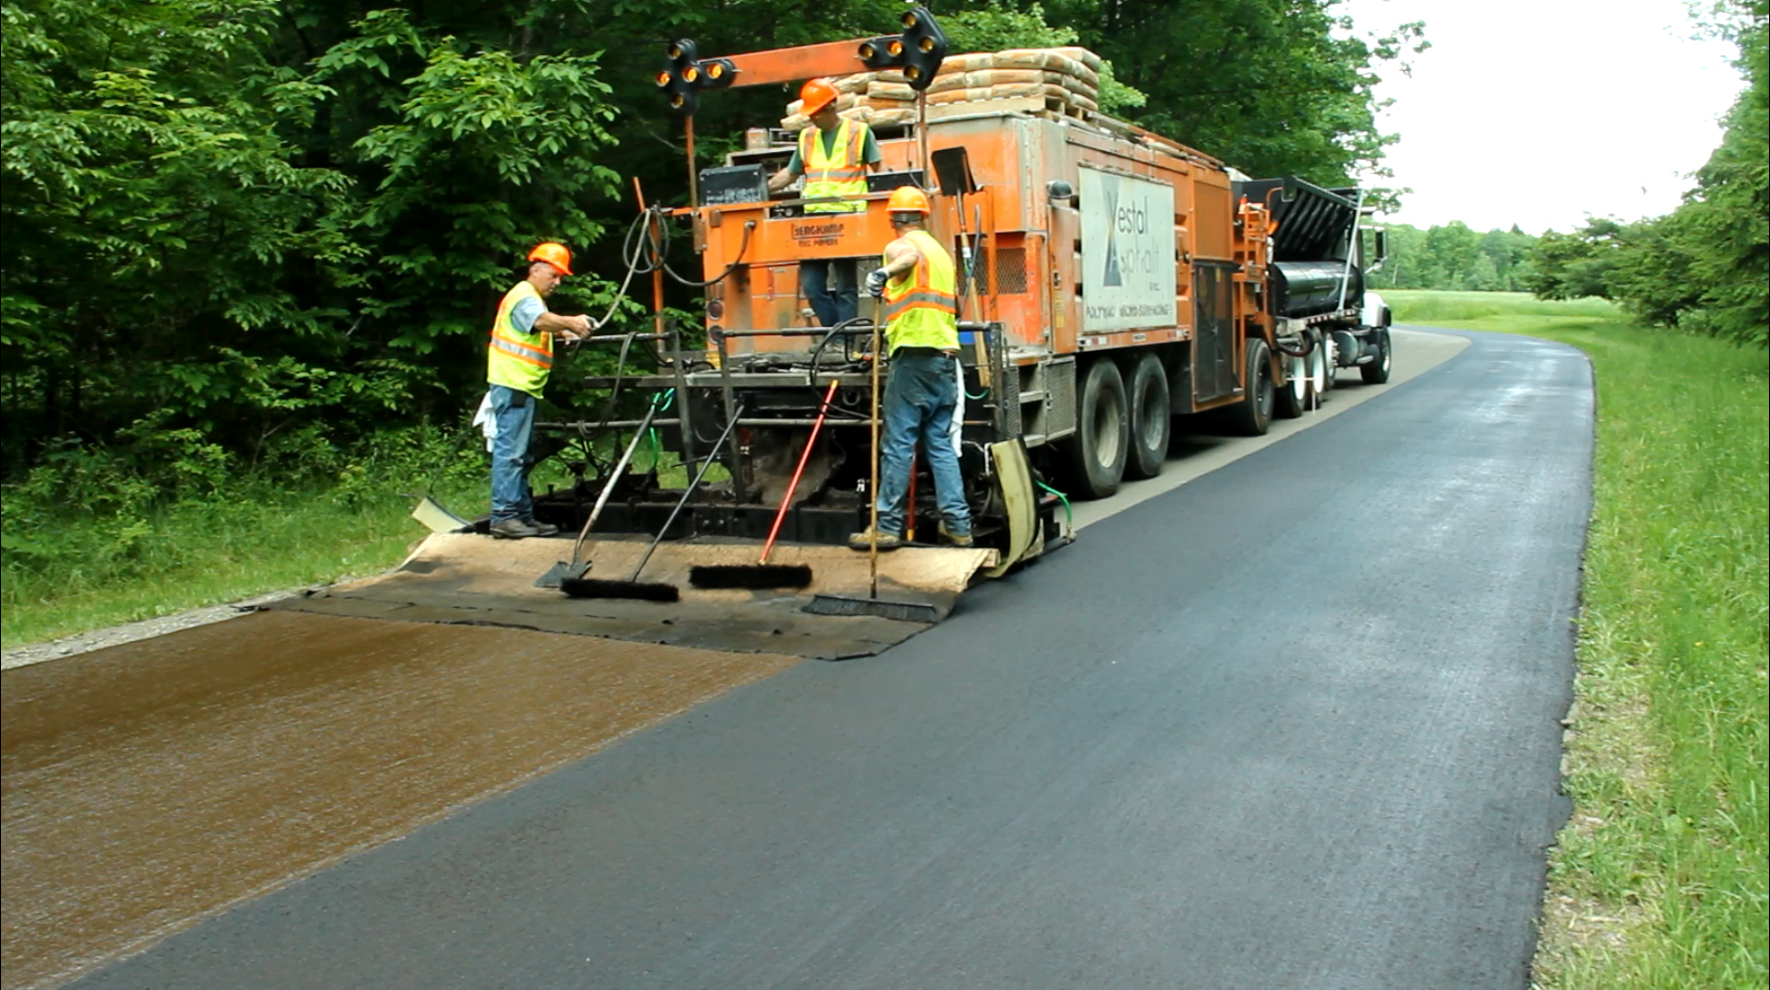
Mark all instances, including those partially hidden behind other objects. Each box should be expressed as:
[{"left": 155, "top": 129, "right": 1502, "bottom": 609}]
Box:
[
  {"left": 1035, "top": 479, "right": 1072, "bottom": 530},
  {"left": 646, "top": 389, "right": 675, "bottom": 471}
]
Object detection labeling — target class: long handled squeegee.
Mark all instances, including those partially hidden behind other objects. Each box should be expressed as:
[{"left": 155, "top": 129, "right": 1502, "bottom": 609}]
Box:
[
  {"left": 804, "top": 307, "right": 939, "bottom": 624},
  {"left": 536, "top": 394, "right": 666, "bottom": 588},
  {"left": 560, "top": 404, "right": 745, "bottom": 603}
]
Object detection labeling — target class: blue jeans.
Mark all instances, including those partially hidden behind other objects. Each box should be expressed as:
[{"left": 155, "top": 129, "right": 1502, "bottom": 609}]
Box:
[
  {"left": 875, "top": 352, "right": 971, "bottom": 538},
  {"left": 488, "top": 384, "right": 536, "bottom": 524},
  {"left": 800, "top": 259, "right": 857, "bottom": 327}
]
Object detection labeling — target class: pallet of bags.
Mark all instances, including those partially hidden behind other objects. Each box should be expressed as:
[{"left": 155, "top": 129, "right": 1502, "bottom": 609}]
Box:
[
  {"left": 889, "top": 47, "right": 1103, "bottom": 118},
  {"left": 785, "top": 46, "right": 1107, "bottom": 128}
]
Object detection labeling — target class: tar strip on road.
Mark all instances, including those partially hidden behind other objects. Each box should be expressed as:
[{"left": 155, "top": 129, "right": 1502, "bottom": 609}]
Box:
[{"left": 0, "top": 612, "right": 798, "bottom": 990}]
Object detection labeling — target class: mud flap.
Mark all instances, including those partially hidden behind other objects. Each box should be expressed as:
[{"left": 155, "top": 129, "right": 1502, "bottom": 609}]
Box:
[{"left": 985, "top": 439, "right": 1040, "bottom": 579}]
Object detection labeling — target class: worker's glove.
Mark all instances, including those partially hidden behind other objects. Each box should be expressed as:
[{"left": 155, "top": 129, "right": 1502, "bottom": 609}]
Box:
[{"left": 865, "top": 267, "right": 890, "bottom": 298}]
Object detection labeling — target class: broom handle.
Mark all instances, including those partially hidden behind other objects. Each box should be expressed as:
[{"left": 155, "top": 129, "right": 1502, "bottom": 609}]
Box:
[
  {"left": 869, "top": 300, "right": 883, "bottom": 600},
  {"left": 627, "top": 403, "right": 744, "bottom": 582},
  {"left": 571, "top": 398, "right": 662, "bottom": 567},
  {"left": 761, "top": 379, "right": 839, "bottom": 564}
]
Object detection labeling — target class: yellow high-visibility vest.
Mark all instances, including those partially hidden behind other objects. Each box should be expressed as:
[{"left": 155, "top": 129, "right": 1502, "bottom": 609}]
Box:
[
  {"left": 486, "top": 280, "right": 553, "bottom": 396},
  {"left": 883, "top": 230, "right": 959, "bottom": 353},
  {"left": 799, "top": 119, "right": 869, "bottom": 214}
]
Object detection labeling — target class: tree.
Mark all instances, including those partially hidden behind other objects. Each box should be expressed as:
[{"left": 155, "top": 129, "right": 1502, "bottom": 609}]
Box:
[
  {"left": 1525, "top": 0, "right": 1765, "bottom": 346},
  {"left": 1526, "top": 218, "right": 1633, "bottom": 300}
]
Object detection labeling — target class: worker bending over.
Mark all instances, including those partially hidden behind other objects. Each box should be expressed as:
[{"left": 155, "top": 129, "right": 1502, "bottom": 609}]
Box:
[
  {"left": 767, "top": 78, "right": 883, "bottom": 327},
  {"left": 852, "top": 187, "right": 973, "bottom": 551},
  {"left": 485, "top": 242, "right": 595, "bottom": 539}
]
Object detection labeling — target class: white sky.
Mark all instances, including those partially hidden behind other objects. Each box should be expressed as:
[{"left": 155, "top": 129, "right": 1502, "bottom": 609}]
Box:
[{"left": 1338, "top": 0, "right": 1746, "bottom": 233}]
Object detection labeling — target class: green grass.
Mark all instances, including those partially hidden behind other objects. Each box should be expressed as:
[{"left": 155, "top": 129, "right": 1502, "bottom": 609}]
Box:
[
  {"left": 1395, "top": 291, "right": 1769, "bottom": 989},
  {"left": 1, "top": 436, "right": 712, "bottom": 649},
  {"left": 1, "top": 475, "right": 482, "bottom": 648}
]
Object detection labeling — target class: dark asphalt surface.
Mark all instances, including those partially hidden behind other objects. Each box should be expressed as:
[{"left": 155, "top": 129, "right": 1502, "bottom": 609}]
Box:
[{"left": 68, "top": 328, "right": 1592, "bottom": 990}]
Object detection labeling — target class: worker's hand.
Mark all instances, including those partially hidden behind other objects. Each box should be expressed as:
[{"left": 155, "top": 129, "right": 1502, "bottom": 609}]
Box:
[
  {"left": 567, "top": 314, "right": 594, "bottom": 336},
  {"left": 865, "top": 267, "right": 890, "bottom": 298}
]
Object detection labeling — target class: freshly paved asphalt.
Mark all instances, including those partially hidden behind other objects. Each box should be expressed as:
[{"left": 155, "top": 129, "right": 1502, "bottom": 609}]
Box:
[{"left": 67, "top": 329, "right": 1593, "bottom": 990}]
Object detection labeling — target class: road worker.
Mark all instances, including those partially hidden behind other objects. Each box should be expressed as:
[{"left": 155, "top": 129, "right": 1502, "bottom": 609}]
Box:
[
  {"left": 767, "top": 78, "right": 884, "bottom": 327},
  {"left": 484, "top": 242, "right": 595, "bottom": 539},
  {"left": 851, "top": 186, "right": 974, "bottom": 550}
]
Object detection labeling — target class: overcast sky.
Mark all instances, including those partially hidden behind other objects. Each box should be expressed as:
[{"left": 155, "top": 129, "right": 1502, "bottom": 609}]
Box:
[{"left": 1337, "top": 0, "right": 1746, "bottom": 234}]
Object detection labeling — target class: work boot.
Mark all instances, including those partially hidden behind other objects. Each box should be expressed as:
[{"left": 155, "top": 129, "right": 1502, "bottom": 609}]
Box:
[
  {"left": 938, "top": 522, "right": 975, "bottom": 548},
  {"left": 847, "top": 528, "right": 903, "bottom": 552},
  {"left": 490, "top": 518, "right": 540, "bottom": 539},
  {"left": 525, "top": 518, "right": 561, "bottom": 537}
]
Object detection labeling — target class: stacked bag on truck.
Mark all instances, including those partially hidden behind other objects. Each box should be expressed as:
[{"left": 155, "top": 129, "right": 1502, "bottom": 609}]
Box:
[{"left": 781, "top": 46, "right": 1105, "bottom": 130}]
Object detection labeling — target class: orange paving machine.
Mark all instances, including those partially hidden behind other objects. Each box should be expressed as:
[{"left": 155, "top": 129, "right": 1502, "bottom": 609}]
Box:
[{"left": 523, "top": 6, "right": 1394, "bottom": 588}]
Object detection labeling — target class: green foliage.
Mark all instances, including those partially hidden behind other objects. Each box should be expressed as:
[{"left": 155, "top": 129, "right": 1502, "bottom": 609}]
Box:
[
  {"left": 1368, "top": 222, "right": 1539, "bottom": 291},
  {"left": 0, "top": 0, "right": 628, "bottom": 485},
  {"left": 1525, "top": 1, "right": 1767, "bottom": 347},
  {"left": 1526, "top": 218, "right": 1631, "bottom": 302},
  {"left": 1030, "top": 0, "right": 1428, "bottom": 185}
]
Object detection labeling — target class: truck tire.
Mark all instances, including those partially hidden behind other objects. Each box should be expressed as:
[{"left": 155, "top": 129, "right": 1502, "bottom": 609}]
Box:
[
  {"left": 1274, "top": 342, "right": 1306, "bottom": 420},
  {"left": 1360, "top": 328, "right": 1392, "bottom": 384},
  {"left": 1058, "top": 357, "right": 1130, "bottom": 499},
  {"left": 1227, "top": 338, "right": 1274, "bottom": 436},
  {"left": 1125, "top": 353, "right": 1170, "bottom": 480},
  {"left": 1307, "top": 330, "right": 1328, "bottom": 407}
]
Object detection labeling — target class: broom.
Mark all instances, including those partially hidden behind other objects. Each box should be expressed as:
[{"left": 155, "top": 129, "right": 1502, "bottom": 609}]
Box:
[{"left": 688, "top": 379, "right": 841, "bottom": 590}]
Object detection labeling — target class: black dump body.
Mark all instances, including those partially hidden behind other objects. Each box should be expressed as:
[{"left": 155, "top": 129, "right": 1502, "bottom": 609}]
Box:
[{"left": 1235, "top": 177, "right": 1363, "bottom": 319}]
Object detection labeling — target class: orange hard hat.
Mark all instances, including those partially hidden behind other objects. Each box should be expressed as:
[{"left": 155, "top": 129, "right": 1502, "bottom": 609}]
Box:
[
  {"left": 527, "top": 242, "right": 573, "bottom": 276},
  {"left": 799, "top": 78, "right": 839, "bottom": 116},
  {"left": 887, "top": 186, "right": 932, "bottom": 215}
]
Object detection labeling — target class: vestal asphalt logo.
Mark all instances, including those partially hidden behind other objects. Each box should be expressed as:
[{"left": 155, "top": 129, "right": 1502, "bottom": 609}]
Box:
[{"left": 1101, "top": 176, "right": 1123, "bottom": 287}]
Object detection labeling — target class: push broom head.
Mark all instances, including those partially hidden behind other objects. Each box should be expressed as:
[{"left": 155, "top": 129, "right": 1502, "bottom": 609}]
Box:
[
  {"left": 559, "top": 576, "right": 681, "bottom": 603},
  {"left": 688, "top": 564, "right": 814, "bottom": 590}
]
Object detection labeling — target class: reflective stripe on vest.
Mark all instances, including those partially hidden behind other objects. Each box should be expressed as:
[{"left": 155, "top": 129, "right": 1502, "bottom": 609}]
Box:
[
  {"left": 487, "top": 280, "right": 553, "bottom": 396},
  {"left": 882, "top": 229, "right": 959, "bottom": 352},
  {"left": 800, "top": 119, "right": 868, "bottom": 214}
]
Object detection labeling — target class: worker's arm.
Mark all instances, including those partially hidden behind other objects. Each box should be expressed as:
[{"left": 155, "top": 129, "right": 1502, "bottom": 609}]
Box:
[
  {"left": 865, "top": 237, "right": 920, "bottom": 297},
  {"left": 534, "top": 310, "right": 593, "bottom": 339},
  {"left": 880, "top": 238, "right": 920, "bottom": 279},
  {"left": 767, "top": 151, "right": 804, "bottom": 193}
]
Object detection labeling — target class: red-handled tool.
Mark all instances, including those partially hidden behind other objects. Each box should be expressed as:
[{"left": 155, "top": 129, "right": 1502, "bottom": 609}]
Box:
[{"left": 686, "top": 379, "right": 838, "bottom": 590}]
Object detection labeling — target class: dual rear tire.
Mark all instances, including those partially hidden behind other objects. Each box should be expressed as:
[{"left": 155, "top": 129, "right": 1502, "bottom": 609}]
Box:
[{"left": 1057, "top": 353, "right": 1171, "bottom": 499}]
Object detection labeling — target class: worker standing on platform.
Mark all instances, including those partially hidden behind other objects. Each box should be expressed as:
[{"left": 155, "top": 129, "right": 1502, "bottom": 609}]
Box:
[
  {"left": 852, "top": 187, "right": 973, "bottom": 550},
  {"left": 767, "top": 78, "right": 883, "bottom": 327},
  {"left": 485, "top": 243, "right": 595, "bottom": 539}
]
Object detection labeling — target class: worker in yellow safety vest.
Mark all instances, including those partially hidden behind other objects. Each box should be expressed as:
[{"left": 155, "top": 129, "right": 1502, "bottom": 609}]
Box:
[
  {"left": 766, "top": 78, "right": 883, "bottom": 327},
  {"left": 851, "top": 186, "right": 973, "bottom": 550},
  {"left": 485, "top": 242, "right": 595, "bottom": 539}
]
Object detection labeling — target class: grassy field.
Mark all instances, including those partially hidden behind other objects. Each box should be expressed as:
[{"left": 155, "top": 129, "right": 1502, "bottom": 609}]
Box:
[
  {"left": 0, "top": 434, "right": 707, "bottom": 649},
  {"left": 1391, "top": 291, "right": 1769, "bottom": 989},
  {"left": 1, "top": 474, "right": 484, "bottom": 649}
]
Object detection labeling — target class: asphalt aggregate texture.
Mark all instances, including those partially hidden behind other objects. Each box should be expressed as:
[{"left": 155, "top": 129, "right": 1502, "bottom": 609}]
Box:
[{"left": 64, "top": 329, "right": 1592, "bottom": 990}]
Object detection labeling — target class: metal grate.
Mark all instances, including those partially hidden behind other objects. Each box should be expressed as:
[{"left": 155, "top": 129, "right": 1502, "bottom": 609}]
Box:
[
  {"left": 1045, "top": 357, "right": 1077, "bottom": 440},
  {"left": 993, "top": 247, "right": 1029, "bottom": 294}
]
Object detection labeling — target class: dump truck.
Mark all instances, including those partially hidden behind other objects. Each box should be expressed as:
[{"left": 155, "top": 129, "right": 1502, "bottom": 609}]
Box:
[{"left": 336, "top": 9, "right": 1391, "bottom": 657}]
